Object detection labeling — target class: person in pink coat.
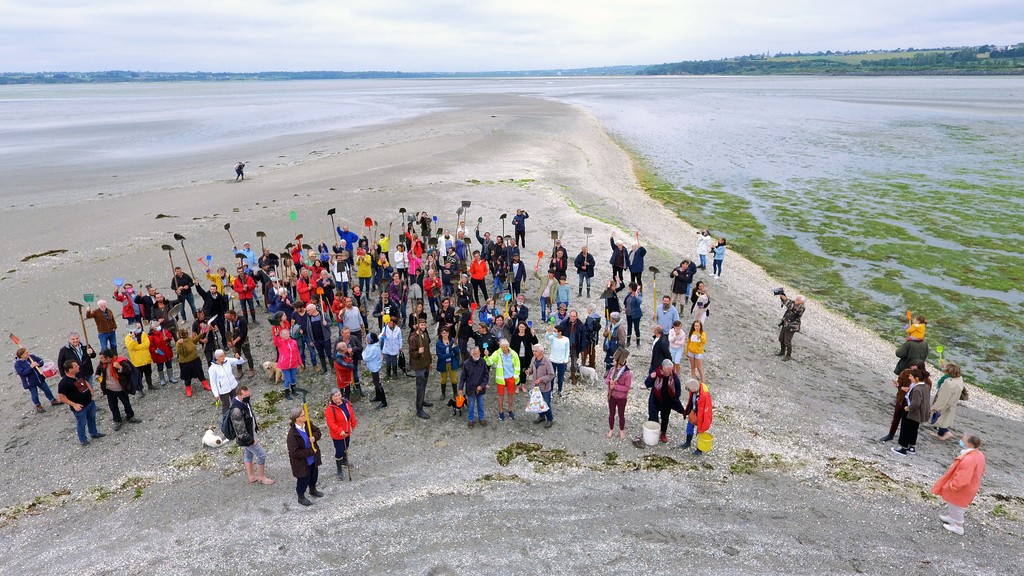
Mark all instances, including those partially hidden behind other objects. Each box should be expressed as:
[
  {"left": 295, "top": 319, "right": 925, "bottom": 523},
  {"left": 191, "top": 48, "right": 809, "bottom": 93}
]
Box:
[
  {"left": 273, "top": 329, "right": 303, "bottom": 400},
  {"left": 931, "top": 434, "right": 986, "bottom": 535}
]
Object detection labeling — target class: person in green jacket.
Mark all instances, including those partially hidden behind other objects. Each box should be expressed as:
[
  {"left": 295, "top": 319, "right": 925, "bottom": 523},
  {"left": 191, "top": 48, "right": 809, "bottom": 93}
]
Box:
[{"left": 486, "top": 339, "right": 520, "bottom": 421}]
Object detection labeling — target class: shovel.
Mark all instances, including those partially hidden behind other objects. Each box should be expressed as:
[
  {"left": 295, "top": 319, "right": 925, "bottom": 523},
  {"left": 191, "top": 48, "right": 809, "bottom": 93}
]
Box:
[
  {"left": 161, "top": 244, "right": 176, "bottom": 277},
  {"left": 224, "top": 223, "right": 237, "bottom": 247},
  {"left": 499, "top": 213, "right": 507, "bottom": 237},
  {"left": 583, "top": 226, "right": 592, "bottom": 249},
  {"left": 649, "top": 266, "right": 660, "bottom": 320},
  {"left": 327, "top": 208, "right": 339, "bottom": 241},
  {"left": 256, "top": 231, "right": 267, "bottom": 255},
  {"left": 68, "top": 301, "right": 94, "bottom": 349},
  {"left": 173, "top": 233, "right": 197, "bottom": 278}
]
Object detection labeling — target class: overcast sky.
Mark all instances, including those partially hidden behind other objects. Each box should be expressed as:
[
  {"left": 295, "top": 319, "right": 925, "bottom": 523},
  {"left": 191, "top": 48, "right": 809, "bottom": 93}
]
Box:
[{"left": 3, "top": 0, "right": 1022, "bottom": 72}]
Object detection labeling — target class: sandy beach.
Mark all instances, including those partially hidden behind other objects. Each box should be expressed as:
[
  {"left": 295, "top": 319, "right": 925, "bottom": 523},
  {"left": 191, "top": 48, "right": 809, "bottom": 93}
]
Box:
[{"left": 1, "top": 93, "right": 1022, "bottom": 575}]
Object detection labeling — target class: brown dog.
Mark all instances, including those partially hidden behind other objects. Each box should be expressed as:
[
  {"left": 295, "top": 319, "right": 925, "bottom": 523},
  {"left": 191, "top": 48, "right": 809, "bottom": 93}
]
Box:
[{"left": 262, "top": 361, "right": 283, "bottom": 384}]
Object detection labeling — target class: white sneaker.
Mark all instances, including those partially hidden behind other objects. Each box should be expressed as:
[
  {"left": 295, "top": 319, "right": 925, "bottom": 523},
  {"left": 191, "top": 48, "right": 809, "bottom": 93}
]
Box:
[
  {"left": 943, "top": 523, "right": 964, "bottom": 535},
  {"left": 939, "top": 515, "right": 955, "bottom": 525}
]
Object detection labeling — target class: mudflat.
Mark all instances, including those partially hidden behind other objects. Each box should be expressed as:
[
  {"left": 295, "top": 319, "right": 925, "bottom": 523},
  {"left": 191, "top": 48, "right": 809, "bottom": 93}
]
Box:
[{"left": 1, "top": 93, "right": 1021, "bottom": 575}]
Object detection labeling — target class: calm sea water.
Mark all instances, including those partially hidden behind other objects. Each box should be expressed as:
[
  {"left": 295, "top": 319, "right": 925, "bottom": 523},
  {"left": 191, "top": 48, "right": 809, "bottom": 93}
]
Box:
[{"left": 2, "top": 77, "right": 1021, "bottom": 399}]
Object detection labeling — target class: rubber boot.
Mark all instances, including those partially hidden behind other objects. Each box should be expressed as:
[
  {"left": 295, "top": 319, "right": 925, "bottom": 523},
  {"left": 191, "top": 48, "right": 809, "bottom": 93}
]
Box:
[
  {"left": 783, "top": 345, "right": 792, "bottom": 361},
  {"left": 168, "top": 371, "right": 178, "bottom": 384},
  {"left": 587, "top": 287, "right": 591, "bottom": 298},
  {"left": 775, "top": 344, "right": 786, "bottom": 356},
  {"left": 185, "top": 384, "right": 193, "bottom": 397},
  {"left": 375, "top": 382, "right": 387, "bottom": 408},
  {"left": 451, "top": 382, "right": 458, "bottom": 399},
  {"left": 680, "top": 434, "right": 693, "bottom": 449},
  {"left": 440, "top": 383, "right": 447, "bottom": 400},
  {"left": 336, "top": 458, "right": 346, "bottom": 479},
  {"left": 202, "top": 379, "right": 211, "bottom": 391},
  {"left": 158, "top": 372, "right": 168, "bottom": 387}
]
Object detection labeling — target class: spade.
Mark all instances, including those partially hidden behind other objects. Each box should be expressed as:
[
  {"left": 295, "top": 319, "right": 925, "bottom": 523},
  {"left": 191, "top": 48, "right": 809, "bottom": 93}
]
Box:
[
  {"left": 224, "top": 223, "right": 237, "bottom": 246},
  {"left": 327, "top": 208, "right": 338, "bottom": 241},
  {"left": 256, "top": 230, "right": 267, "bottom": 254},
  {"left": 173, "top": 233, "right": 196, "bottom": 278},
  {"left": 499, "top": 212, "right": 507, "bottom": 235},
  {"left": 161, "top": 244, "right": 176, "bottom": 276}
]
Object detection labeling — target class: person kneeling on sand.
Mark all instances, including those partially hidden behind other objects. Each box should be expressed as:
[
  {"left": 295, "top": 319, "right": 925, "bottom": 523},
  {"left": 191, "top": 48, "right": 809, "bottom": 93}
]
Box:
[
  {"left": 230, "top": 385, "right": 274, "bottom": 485},
  {"left": 287, "top": 407, "right": 324, "bottom": 506},
  {"left": 931, "top": 433, "right": 986, "bottom": 536},
  {"left": 645, "top": 359, "right": 683, "bottom": 444}
]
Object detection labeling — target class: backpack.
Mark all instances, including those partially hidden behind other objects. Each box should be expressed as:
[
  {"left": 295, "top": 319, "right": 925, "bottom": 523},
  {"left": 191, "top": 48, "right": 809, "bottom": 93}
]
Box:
[
  {"left": 585, "top": 316, "right": 601, "bottom": 344},
  {"left": 220, "top": 407, "right": 237, "bottom": 440}
]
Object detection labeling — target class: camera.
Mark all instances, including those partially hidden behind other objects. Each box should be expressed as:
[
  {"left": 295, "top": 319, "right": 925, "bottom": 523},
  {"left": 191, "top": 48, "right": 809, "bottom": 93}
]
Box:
[{"left": 772, "top": 287, "right": 786, "bottom": 296}]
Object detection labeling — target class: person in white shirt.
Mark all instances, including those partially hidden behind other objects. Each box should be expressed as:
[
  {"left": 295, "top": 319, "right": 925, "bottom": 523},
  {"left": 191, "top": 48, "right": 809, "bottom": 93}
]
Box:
[
  {"left": 545, "top": 324, "right": 571, "bottom": 397},
  {"left": 209, "top": 349, "right": 246, "bottom": 414},
  {"left": 380, "top": 317, "right": 403, "bottom": 381},
  {"left": 393, "top": 244, "right": 410, "bottom": 282}
]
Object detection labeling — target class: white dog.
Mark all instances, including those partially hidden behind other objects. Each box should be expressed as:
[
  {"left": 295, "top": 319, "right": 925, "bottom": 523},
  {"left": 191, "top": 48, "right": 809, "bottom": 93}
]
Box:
[
  {"left": 578, "top": 365, "right": 599, "bottom": 384},
  {"left": 262, "top": 361, "right": 283, "bottom": 384},
  {"left": 202, "top": 427, "right": 227, "bottom": 448}
]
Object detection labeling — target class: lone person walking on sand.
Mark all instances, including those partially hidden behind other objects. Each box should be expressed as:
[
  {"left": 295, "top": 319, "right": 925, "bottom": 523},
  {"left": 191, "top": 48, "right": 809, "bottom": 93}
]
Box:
[{"left": 234, "top": 161, "right": 246, "bottom": 181}]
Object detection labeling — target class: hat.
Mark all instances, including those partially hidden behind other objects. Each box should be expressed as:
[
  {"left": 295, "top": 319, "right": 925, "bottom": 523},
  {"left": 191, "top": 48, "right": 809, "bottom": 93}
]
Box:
[{"left": 612, "top": 348, "right": 630, "bottom": 365}]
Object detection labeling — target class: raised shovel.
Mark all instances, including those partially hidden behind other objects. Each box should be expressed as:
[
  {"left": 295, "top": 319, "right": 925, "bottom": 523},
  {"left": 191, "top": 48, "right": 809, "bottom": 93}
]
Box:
[
  {"left": 161, "top": 244, "right": 177, "bottom": 277},
  {"left": 173, "top": 233, "right": 196, "bottom": 278},
  {"left": 648, "top": 265, "right": 660, "bottom": 320},
  {"left": 68, "top": 299, "right": 94, "bottom": 349}
]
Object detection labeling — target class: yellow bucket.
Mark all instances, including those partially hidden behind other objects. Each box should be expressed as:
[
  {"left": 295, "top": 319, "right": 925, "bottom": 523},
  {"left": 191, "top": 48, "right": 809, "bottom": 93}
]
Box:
[{"left": 696, "top": 432, "right": 713, "bottom": 453}]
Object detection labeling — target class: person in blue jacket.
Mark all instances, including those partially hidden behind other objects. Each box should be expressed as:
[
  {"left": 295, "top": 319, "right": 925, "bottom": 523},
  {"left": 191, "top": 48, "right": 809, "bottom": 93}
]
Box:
[
  {"left": 15, "top": 348, "right": 60, "bottom": 413},
  {"left": 512, "top": 209, "right": 529, "bottom": 248},
  {"left": 435, "top": 328, "right": 461, "bottom": 399}
]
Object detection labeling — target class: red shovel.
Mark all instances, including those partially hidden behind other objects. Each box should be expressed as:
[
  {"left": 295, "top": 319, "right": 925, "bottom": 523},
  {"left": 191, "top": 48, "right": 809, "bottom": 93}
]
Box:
[{"left": 534, "top": 250, "right": 544, "bottom": 272}]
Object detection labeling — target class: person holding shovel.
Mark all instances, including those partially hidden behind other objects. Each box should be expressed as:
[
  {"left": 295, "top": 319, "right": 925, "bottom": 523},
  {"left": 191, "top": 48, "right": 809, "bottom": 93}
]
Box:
[
  {"left": 57, "top": 332, "right": 96, "bottom": 385},
  {"left": 85, "top": 300, "right": 118, "bottom": 354},
  {"left": 14, "top": 348, "right": 60, "bottom": 413},
  {"left": 171, "top": 266, "right": 197, "bottom": 321},
  {"left": 574, "top": 245, "right": 596, "bottom": 298},
  {"left": 287, "top": 407, "right": 324, "bottom": 506}
]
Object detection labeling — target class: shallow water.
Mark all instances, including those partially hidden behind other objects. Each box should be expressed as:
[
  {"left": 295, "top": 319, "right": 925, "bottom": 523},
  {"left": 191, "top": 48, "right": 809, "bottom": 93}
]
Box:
[{"left": 2, "top": 77, "right": 1021, "bottom": 400}]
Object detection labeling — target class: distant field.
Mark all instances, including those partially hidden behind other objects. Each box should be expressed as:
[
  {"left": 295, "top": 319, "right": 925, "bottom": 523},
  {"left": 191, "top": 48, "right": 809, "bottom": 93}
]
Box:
[{"left": 773, "top": 50, "right": 952, "bottom": 64}]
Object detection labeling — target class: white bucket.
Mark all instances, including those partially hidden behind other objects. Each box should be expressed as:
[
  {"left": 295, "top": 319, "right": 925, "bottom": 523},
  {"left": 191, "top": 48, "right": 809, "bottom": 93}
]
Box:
[{"left": 642, "top": 421, "right": 660, "bottom": 446}]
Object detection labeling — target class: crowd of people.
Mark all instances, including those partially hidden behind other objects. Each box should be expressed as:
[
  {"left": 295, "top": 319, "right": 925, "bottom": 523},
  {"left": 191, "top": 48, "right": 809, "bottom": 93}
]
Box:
[{"left": 12, "top": 204, "right": 987, "bottom": 526}]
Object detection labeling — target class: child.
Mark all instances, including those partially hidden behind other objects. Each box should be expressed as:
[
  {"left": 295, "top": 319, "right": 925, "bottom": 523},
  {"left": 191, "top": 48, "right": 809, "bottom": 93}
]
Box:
[
  {"left": 555, "top": 276, "right": 571, "bottom": 311},
  {"left": 906, "top": 315, "right": 927, "bottom": 341},
  {"left": 273, "top": 328, "right": 302, "bottom": 399}
]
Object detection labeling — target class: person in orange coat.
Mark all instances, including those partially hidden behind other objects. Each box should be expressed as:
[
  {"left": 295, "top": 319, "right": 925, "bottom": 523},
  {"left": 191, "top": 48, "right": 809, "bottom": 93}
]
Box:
[
  {"left": 931, "top": 434, "right": 986, "bottom": 535},
  {"left": 148, "top": 321, "right": 177, "bottom": 386},
  {"left": 333, "top": 342, "right": 354, "bottom": 399},
  {"left": 680, "top": 378, "right": 712, "bottom": 455},
  {"left": 325, "top": 390, "right": 357, "bottom": 477},
  {"left": 232, "top": 268, "right": 259, "bottom": 324}
]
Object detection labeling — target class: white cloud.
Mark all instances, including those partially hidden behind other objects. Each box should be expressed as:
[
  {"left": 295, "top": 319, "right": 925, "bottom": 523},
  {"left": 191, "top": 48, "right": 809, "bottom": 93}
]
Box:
[{"left": 0, "top": 0, "right": 1020, "bottom": 72}]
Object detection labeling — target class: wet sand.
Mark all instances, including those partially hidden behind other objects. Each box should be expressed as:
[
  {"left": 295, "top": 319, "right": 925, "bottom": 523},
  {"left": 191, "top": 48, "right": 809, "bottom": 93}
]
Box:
[{"left": 1, "top": 93, "right": 1022, "bottom": 575}]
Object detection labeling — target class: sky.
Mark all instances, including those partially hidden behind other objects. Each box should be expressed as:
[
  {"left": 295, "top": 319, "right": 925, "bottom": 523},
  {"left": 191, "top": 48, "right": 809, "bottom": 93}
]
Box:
[{"left": 2, "top": 0, "right": 1022, "bottom": 72}]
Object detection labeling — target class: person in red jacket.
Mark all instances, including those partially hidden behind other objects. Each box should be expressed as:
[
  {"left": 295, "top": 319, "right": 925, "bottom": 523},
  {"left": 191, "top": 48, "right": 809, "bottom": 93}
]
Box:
[
  {"left": 333, "top": 342, "right": 354, "bottom": 398},
  {"left": 469, "top": 250, "right": 489, "bottom": 305},
  {"left": 680, "top": 378, "right": 712, "bottom": 455},
  {"left": 273, "top": 328, "right": 302, "bottom": 399},
  {"left": 931, "top": 434, "right": 986, "bottom": 535},
  {"left": 148, "top": 321, "right": 177, "bottom": 387},
  {"left": 325, "top": 390, "right": 357, "bottom": 477},
  {"left": 232, "top": 268, "right": 259, "bottom": 324},
  {"left": 295, "top": 268, "right": 313, "bottom": 305}
]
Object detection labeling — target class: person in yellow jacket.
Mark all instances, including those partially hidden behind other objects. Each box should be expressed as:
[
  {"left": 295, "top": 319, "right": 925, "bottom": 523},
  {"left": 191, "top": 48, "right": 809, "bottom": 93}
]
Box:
[
  {"left": 355, "top": 248, "right": 373, "bottom": 295},
  {"left": 205, "top": 266, "right": 235, "bottom": 295},
  {"left": 685, "top": 320, "right": 707, "bottom": 383},
  {"left": 485, "top": 339, "right": 521, "bottom": 421},
  {"left": 124, "top": 324, "right": 156, "bottom": 390}
]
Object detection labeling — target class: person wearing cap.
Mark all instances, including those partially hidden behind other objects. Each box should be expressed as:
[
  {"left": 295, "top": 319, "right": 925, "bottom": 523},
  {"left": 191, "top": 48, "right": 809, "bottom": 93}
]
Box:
[
  {"left": 605, "top": 348, "right": 632, "bottom": 440},
  {"left": 527, "top": 344, "right": 555, "bottom": 428},
  {"left": 286, "top": 407, "right": 323, "bottom": 506},
  {"left": 679, "top": 378, "right": 712, "bottom": 454},
  {"left": 645, "top": 359, "right": 682, "bottom": 444},
  {"left": 14, "top": 347, "right": 60, "bottom": 413},
  {"left": 209, "top": 349, "right": 246, "bottom": 413},
  {"left": 233, "top": 242, "right": 257, "bottom": 271}
]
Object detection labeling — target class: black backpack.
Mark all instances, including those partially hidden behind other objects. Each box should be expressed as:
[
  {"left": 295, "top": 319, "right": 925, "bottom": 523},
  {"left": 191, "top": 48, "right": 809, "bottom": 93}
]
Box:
[
  {"left": 585, "top": 316, "right": 601, "bottom": 344},
  {"left": 220, "top": 407, "right": 237, "bottom": 440}
]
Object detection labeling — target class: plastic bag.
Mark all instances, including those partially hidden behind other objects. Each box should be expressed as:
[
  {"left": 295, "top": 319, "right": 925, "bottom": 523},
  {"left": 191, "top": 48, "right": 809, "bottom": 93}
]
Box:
[{"left": 525, "top": 387, "right": 549, "bottom": 414}]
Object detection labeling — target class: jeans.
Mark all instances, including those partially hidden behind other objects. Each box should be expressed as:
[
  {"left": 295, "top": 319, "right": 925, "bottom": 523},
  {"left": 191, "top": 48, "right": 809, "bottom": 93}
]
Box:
[
  {"left": 467, "top": 393, "right": 485, "bottom": 422},
  {"left": 243, "top": 443, "right": 267, "bottom": 465},
  {"left": 98, "top": 331, "right": 117, "bottom": 354},
  {"left": 540, "top": 297, "right": 550, "bottom": 323},
  {"left": 541, "top": 390, "right": 553, "bottom": 422},
  {"left": 105, "top": 389, "right": 135, "bottom": 422},
  {"left": 577, "top": 274, "right": 591, "bottom": 293},
  {"left": 492, "top": 276, "right": 503, "bottom": 296},
  {"left": 179, "top": 291, "right": 197, "bottom": 320},
  {"left": 428, "top": 296, "right": 439, "bottom": 318},
  {"left": 296, "top": 463, "right": 319, "bottom": 497},
  {"left": 332, "top": 437, "right": 350, "bottom": 462},
  {"left": 358, "top": 277, "right": 371, "bottom": 295},
  {"left": 626, "top": 316, "right": 641, "bottom": 343},
  {"left": 298, "top": 336, "right": 317, "bottom": 366},
  {"left": 553, "top": 362, "right": 567, "bottom": 394},
  {"left": 282, "top": 367, "right": 297, "bottom": 390},
  {"left": 712, "top": 259, "right": 723, "bottom": 276},
  {"left": 72, "top": 401, "right": 99, "bottom": 443},
  {"left": 686, "top": 420, "right": 696, "bottom": 437},
  {"left": 239, "top": 298, "right": 256, "bottom": 322},
  {"left": 415, "top": 368, "right": 429, "bottom": 412},
  {"left": 28, "top": 383, "right": 56, "bottom": 406},
  {"left": 699, "top": 254, "right": 706, "bottom": 269}
]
